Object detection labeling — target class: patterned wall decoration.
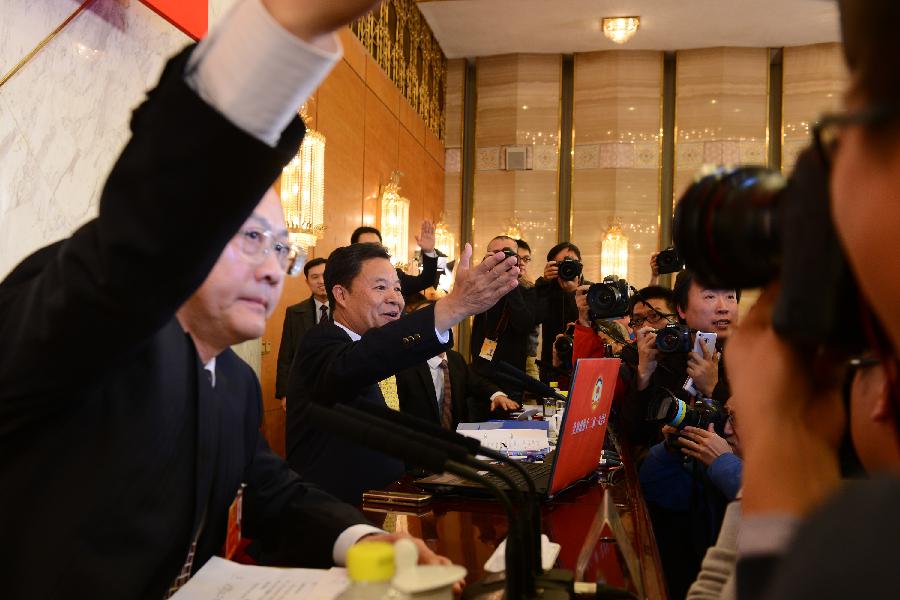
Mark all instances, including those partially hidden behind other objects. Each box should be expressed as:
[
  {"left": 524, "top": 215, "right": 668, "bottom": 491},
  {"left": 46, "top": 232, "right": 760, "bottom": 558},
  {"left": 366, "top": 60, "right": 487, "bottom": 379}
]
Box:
[{"left": 351, "top": 0, "right": 447, "bottom": 140}]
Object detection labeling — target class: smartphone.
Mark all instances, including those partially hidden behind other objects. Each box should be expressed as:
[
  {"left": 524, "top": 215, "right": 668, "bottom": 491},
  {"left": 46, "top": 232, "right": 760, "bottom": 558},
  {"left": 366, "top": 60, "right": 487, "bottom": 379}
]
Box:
[
  {"left": 361, "top": 490, "right": 433, "bottom": 508},
  {"left": 694, "top": 331, "right": 717, "bottom": 357}
]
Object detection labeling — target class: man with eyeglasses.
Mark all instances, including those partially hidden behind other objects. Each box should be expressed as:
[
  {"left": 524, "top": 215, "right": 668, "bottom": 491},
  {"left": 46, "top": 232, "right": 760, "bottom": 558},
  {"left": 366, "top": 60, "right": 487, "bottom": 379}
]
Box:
[{"left": 0, "top": 1, "right": 455, "bottom": 598}]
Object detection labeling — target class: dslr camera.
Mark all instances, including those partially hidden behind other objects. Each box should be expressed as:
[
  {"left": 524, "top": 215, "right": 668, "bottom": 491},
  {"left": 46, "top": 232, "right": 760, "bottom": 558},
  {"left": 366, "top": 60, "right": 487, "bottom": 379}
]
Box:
[
  {"left": 673, "top": 147, "right": 863, "bottom": 352},
  {"left": 556, "top": 257, "right": 583, "bottom": 281},
  {"left": 553, "top": 324, "right": 576, "bottom": 370},
  {"left": 586, "top": 276, "right": 632, "bottom": 320},
  {"left": 654, "top": 323, "right": 693, "bottom": 353},
  {"left": 648, "top": 389, "right": 730, "bottom": 437},
  {"left": 656, "top": 247, "right": 684, "bottom": 275}
]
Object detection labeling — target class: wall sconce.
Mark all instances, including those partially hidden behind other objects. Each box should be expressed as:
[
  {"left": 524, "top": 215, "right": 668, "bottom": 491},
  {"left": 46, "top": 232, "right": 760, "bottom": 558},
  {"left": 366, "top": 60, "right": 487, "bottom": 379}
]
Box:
[
  {"left": 380, "top": 171, "right": 410, "bottom": 268},
  {"left": 434, "top": 219, "right": 456, "bottom": 262},
  {"left": 602, "top": 16, "right": 640, "bottom": 44},
  {"left": 280, "top": 105, "right": 326, "bottom": 250},
  {"left": 601, "top": 221, "right": 629, "bottom": 280}
]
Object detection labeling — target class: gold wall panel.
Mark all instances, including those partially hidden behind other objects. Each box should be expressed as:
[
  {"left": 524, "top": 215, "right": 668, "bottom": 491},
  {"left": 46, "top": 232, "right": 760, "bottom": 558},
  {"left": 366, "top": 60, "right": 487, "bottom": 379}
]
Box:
[
  {"left": 572, "top": 50, "right": 662, "bottom": 285},
  {"left": 474, "top": 54, "right": 561, "bottom": 266},
  {"left": 782, "top": 43, "right": 847, "bottom": 172},
  {"left": 674, "top": 48, "right": 769, "bottom": 202},
  {"left": 351, "top": 0, "right": 447, "bottom": 139}
]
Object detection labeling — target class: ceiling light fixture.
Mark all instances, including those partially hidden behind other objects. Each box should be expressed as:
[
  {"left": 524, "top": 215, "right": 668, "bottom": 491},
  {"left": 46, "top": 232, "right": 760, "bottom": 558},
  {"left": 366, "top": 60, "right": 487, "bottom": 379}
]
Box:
[{"left": 602, "top": 16, "right": 640, "bottom": 44}]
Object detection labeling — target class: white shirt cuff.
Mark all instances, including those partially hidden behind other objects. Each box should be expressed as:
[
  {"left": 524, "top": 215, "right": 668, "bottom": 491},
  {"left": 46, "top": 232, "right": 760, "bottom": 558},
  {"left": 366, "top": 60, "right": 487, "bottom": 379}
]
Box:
[
  {"left": 332, "top": 524, "right": 386, "bottom": 566},
  {"left": 185, "top": 0, "right": 342, "bottom": 147},
  {"left": 435, "top": 329, "right": 450, "bottom": 344},
  {"left": 424, "top": 250, "right": 437, "bottom": 258},
  {"left": 489, "top": 391, "right": 505, "bottom": 401}
]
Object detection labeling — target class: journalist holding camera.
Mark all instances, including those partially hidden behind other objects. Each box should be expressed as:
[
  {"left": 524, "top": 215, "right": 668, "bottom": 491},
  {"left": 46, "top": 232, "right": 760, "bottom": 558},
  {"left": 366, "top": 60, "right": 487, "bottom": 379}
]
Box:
[{"left": 535, "top": 242, "right": 584, "bottom": 383}]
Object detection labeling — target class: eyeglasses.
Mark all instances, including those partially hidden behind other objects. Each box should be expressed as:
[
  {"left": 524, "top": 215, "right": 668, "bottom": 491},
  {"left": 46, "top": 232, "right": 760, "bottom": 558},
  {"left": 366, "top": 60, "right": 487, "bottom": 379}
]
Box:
[
  {"left": 518, "top": 255, "right": 532, "bottom": 264},
  {"left": 812, "top": 105, "right": 894, "bottom": 170},
  {"left": 628, "top": 310, "right": 677, "bottom": 329},
  {"left": 234, "top": 227, "right": 307, "bottom": 276}
]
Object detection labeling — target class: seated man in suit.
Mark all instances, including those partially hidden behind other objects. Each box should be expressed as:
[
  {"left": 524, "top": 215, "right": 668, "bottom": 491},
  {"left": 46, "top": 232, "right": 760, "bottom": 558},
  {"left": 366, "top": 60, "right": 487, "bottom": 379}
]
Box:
[
  {"left": 352, "top": 223, "right": 438, "bottom": 296},
  {"left": 396, "top": 300, "right": 520, "bottom": 428},
  {"left": 276, "top": 257, "right": 328, "bottom": 409},
  {"left": 0, "top": 2, "right": 450, "bottom": 598},
  {"left": 286, "top": 242, "right": 520, "bottom": 503}
]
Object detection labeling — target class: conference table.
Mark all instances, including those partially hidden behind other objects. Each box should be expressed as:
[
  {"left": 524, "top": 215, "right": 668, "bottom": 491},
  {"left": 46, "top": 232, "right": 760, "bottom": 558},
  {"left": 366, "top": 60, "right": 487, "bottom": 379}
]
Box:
[{"left": 359, "top": 435, "right": 668, "bottom": 599}]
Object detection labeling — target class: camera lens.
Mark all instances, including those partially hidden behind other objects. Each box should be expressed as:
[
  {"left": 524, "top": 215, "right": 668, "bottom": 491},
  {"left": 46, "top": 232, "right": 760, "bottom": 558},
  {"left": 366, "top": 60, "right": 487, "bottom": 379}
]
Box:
[
  {"left": 557, "top": 259, "right": 583, "bottom": 281},
  {"left": 673, "top": 166, "right": 785, "bottom": 289},
  {"left": 654, "top": 324, "right": 691, "bottom": 353}
]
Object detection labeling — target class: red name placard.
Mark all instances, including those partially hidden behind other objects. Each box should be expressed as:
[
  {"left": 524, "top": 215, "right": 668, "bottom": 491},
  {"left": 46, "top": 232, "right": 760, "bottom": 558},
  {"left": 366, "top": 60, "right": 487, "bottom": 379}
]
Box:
[{"left": 141, "top": 0, "right": 208, "bottom": 40}]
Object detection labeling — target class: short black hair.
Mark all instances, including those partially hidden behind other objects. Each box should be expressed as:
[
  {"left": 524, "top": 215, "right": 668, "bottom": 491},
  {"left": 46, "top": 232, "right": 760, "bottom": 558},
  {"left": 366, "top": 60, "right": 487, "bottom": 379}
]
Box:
[
  {"left": 302, "top": 257, "right": 327, "bottom": 278},
  {"left": 673, "top": 269, "right": 741, "bottom": 312},
  {"left": 627, "top": 286, "right": 677, "bottom": 318},
  {"left": 350, "top": 226, "right": 382, "bottom": 244},
  {"left": 515, "top": 239, "right": 531, "bottom": 252},
  {"left": 546, "top": 241, "right": 581, "bottom": 262},
  {"left": 324, "top": 243, "right": 391, "bottom": 306}
]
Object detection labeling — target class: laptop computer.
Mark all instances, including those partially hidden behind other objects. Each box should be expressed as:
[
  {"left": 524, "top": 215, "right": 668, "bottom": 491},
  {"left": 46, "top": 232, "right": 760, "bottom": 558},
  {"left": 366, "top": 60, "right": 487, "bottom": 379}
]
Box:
[{"left": 415, "top": 358, "right": 620, "bottom": 500}]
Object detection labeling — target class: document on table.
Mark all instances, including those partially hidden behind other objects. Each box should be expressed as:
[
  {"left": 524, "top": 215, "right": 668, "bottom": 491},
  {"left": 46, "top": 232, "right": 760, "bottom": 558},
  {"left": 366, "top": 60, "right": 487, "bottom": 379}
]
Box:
[{"left": 170, "top": 556, "right": 349, "bottom": 600}]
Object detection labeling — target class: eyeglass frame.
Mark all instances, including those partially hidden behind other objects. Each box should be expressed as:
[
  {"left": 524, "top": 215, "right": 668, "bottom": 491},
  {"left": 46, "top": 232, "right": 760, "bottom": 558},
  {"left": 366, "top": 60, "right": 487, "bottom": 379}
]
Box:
[
  {"left": 628, "top": 304, "right": 678, "bottom": 329},
  {"left": 233, "top": 227, "right": 307, "bottom": 277},
  {"left": 812, "top": 104, "right": 895, "bottom": 170}
]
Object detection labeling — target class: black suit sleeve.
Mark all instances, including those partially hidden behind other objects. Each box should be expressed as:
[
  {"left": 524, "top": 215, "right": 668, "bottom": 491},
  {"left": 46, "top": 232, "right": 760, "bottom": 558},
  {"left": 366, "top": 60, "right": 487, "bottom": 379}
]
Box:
[
  {"left": 398, "top": 252, "right": 438, "bottom": 296},
  {"left": 462, "top": 358, "right": 505, "bottom": 422},
  {"left": 275, "top": 310, "right": 296, "bottom": 399},
  {"left": 242, "top": 435, "right": 370, "bottom": 568},
  {"left": 504, "top": 285, "right": 536, "bottom": 333},
  {"left": 290, "top": 304, "right": 452, "bottom": 406},
  {"left": 0, "top": 47, "right": 305, "bottom": 428}
]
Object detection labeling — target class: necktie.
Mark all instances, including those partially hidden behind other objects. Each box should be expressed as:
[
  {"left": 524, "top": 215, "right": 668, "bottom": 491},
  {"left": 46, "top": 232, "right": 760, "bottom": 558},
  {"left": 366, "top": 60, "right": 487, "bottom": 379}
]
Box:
[
  {"left": 439, "top": 359, "right": 453, "bottom": 430},
  {"left": 379, "top": 376, "right": 400, "bottom": 411},
  {"left": 319, "top": 304, "right": 329, "bottom": 324}
]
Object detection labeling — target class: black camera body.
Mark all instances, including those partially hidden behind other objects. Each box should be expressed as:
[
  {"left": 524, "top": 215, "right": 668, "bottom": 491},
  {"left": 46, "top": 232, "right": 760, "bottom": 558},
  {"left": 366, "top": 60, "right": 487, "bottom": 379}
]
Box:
[
  {"left": 553, "top": 324, "right": 576, "bottom": 370},
  {"left": 501, "top": 248, "right": 517, "bottom": 260},
  {"left": 673, "top": 147, "right": 863, "bottom": 352},
  {"left": 656, "top": 247, "right": 684, "bottom": 275},
  {"left": 648, "top": 391, "right": 729, "bottom": 437},
  {"left": 654, "top": 323, "right": 692, "bottom": 353},
  {"left": 587, "top": 276, "right": 632, "bottom": 320},
  {"left": 557, "top": 257, "right": 583, "bottom": 281}
]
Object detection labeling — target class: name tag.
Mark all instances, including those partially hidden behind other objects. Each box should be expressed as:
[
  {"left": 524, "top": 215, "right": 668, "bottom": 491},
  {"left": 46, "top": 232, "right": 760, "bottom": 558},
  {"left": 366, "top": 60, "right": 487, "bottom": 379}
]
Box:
[{"left": 479, "top": 338, "right": 498, "bottom": 361}]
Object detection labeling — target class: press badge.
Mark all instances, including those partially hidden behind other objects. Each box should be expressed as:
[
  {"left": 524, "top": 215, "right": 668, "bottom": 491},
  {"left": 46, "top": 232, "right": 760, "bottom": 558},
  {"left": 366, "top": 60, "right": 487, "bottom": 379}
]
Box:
[{"left": 479, "top": 338, "right": 498, "bottom": 361}]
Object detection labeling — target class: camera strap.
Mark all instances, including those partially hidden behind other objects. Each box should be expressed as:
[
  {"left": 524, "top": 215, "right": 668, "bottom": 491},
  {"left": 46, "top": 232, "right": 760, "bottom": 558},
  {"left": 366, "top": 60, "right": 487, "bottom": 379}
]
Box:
[{"left": 489, "top": 303, "right": 512, "bottom": 341}]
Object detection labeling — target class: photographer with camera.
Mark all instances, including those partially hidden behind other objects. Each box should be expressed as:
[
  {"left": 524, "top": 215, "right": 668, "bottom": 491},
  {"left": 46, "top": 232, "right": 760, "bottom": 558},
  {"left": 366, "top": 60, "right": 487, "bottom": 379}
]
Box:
[
  {"left": 640, "top": 402, "right": 743, "bottom": 600},
  {"left": 535, "top": 242, "right": 583, "bottom": 383},
  {"left": 622, "top": 271, "right": 738, "bottom": 455},
  {"left": 469, "top": 236, "right": 536, "bottom": 401}
]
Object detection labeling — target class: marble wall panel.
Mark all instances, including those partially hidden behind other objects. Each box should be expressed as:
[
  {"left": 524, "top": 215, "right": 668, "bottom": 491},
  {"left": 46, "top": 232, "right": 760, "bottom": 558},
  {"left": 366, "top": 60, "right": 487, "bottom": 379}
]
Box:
[
  {"left": 782, "top": 43, "right": 847, "bottom": 172},
  {"left": 674, "top": 47, "right": 769, "bottom": 204},
  {"left": 572, "top": 51, "right": 661, "bottom": 285}
]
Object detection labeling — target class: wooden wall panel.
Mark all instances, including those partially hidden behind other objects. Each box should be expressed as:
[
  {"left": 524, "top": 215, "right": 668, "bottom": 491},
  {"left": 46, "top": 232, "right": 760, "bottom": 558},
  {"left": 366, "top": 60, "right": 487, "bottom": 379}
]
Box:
[{"left": 365, "top": 87, "right": 401, "bottom": 231}]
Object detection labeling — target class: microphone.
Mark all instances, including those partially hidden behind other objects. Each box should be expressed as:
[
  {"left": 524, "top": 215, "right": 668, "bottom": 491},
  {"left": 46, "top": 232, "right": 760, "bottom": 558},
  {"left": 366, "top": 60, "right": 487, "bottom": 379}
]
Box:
[
  {"left": 494, "top": 360, "right": 568, "bottom": 401},
  {"left": 302, "top": 402, "right": 528, "bottom": 599}
]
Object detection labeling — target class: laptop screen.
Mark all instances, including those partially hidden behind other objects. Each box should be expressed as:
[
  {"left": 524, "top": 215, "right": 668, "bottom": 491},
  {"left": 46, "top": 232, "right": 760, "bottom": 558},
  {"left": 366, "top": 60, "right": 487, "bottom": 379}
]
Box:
[{"left": 548, "top": 358, "right": 620, "bottom": 496}]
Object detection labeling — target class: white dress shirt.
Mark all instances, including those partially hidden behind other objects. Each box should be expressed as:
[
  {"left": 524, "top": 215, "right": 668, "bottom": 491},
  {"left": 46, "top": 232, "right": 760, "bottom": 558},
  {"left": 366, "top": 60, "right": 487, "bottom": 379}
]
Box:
[
  {"left": 183, "top": 0, "right": 383, "bottom": 566},
  {"left": 313, "top": 298, "right": 330, "bottom": 323}
]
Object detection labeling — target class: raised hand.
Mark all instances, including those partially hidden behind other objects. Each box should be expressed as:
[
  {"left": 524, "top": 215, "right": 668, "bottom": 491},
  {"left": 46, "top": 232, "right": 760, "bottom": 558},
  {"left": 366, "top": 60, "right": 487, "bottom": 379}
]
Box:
[
  {"left": 262, "top": 0, "right": 382, "bottom": 43},
  {"left": 434, "top": 244, "right": 519, "bottom": 332},
  {"left": 415, "top": 220, "right": 436, "bottom": 253}
]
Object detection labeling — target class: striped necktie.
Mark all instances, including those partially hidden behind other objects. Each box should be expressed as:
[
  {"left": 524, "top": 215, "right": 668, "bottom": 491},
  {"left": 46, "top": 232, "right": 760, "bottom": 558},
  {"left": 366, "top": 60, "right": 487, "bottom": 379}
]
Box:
[
  {"left": 378, "top": 376, "right": 400, "bottom": 411},
  {"left": 319, "top": 303, "right": 329, "bottom": 324},
  {"left": 439, "top": 359, "right": 453, "bottom": 430}
]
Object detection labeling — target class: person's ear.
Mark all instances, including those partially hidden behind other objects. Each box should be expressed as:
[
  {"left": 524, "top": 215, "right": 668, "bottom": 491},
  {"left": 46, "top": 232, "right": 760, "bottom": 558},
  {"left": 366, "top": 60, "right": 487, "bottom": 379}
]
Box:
[
  {"left": 677, "top": 305, "right": 687, "bottom": 320},
  {"left": 332, "top": 285, "right": 350, "bottom": 308}
]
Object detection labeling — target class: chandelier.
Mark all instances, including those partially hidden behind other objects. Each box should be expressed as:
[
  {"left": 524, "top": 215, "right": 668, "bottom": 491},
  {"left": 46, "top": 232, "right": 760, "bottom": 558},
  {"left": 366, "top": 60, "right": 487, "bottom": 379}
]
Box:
[
  {"left": 602, "top": 16, "right": 640, "bottom": 44},
  {"left": 380, "top": 171, "right": 410, "bottom": 268},
  {"left": 601, "top": 221, "right": 629, "bottom": 280},
  {"left": 280, "top": 106, "right": 326, "bottom": 250},
  {"left": 434, "top": 219, "right": 456, "bottom": 261}
]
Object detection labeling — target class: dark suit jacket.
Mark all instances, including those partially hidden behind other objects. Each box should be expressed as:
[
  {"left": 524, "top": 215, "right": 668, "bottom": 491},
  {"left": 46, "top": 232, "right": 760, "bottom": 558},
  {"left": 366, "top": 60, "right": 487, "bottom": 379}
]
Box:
[
  {"left": 0, "top": 48, "right": 366, "bottom": 600},
  {"left": 395, "top": 348, "right": 504, "bottom": 427},
  {"left": 534, "top": 277, "right": 580, "bottom": 382},
  {"left": 398, "top": 252, "right": 438, "bottom": 296},
  {"left": 469, "top": 285, "right": 536, "bottom": 397},
  {"left": 285, "top": 305, "right": 452, "bottom": 503},
  {"left": 276, "top": 297, "right": 319, "bottom": 398}
]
